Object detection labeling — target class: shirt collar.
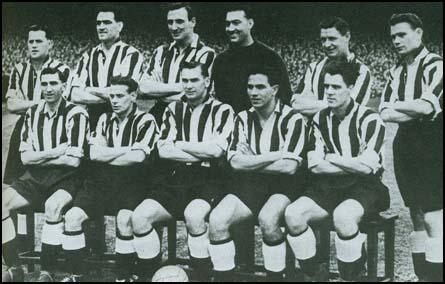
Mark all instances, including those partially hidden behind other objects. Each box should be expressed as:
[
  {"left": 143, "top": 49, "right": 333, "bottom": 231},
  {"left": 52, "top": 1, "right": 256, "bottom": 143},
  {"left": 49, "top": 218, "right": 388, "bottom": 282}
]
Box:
[
  {"left": 399, "top": 44, "right": 428, "bottom": 65},
  {"left": 98, "top": 39, "right": 123, "bottom": 52},
  {"left": 181, "top": 93, "right": 213, "bottom": 109},
  {"left": 111, "top": 103, "right": 138, "bottom": 122},
  {"left": 248, "top": 99, "right": 283, "bottom": 114},
  {"left": 27, "top": 56, "right": 52, "bottom": 70},
  {"left": 329, "top": 98, "right": 356, "bottom": 119},
  {"left": 170, "top": 33, "right": 200, "bottom": 51},
  {"left": 42, "top": 98, "right": 65, "bottom": 118}
]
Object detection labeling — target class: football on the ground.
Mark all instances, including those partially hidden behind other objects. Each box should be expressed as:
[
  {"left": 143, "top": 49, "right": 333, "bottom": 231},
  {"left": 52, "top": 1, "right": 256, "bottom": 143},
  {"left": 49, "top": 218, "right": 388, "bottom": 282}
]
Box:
[{"left": 151, "top": 265, "right": 189, "bottom": 282}]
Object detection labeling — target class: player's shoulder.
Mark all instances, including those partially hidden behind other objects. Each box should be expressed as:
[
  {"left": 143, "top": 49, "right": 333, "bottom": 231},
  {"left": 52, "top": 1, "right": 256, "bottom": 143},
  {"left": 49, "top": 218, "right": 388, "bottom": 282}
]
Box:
[
  {"left": 357, "top": 104, "right": 381, "bottom": 122},
  {"left": 210, "top": 98, "right": 234, "bottom": 112},
  {"left": 65, "top": 101, "right": 89, "bottom": 117},
  {"left": 422, "top": 51, "right": 443, "bottom": 67},
  {"left": 282, "top": 104, "right": 304, "bottom": 121},
  {"left": 135, "top": 109, "right": 157, "bottom": 123},
  {"left": 120, "top": 41, "right": 142, "bottom": 55}
]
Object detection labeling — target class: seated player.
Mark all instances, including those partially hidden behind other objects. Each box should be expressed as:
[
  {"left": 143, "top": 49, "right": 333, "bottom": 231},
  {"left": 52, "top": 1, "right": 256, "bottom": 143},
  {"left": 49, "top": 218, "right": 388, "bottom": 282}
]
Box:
[
  {"left": 130, "top": 62, "right": 234, "bottom": 281},
  {"left": 2, "top": 67, "right": 89, "bottom": 282},
  {"left": 208, "top": 65, "right": 307, "bottom": 282},
  {"left": 285, "top": 60, "right": 390, "bottom": 281},
  {"left": 60, "top": 76, "right": 159, "bottom": 282}
]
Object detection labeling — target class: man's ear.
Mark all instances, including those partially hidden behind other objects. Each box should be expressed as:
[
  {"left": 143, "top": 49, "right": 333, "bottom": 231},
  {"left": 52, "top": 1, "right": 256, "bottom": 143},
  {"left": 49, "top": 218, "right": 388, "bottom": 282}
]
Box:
[
  {"left": 47, "top": 39, "right": 54, "bottom": 50},
  {"left": 190, "top": 17, "right": 197, "bottom": 29},
  {"left": 204, "top": 76, "right": 211, "bottom": 88},
  {"left": 117, "top": 21, "right": 124, "bottom": 33},
  {"left": 272, "top": 84, "right": 280, "bottom": 97},
  {"left": 415, "top": 27, "right": 423, "bottom": 39},
  {"left": 248, "top": 18, "right": 254, "bottom": 30}
]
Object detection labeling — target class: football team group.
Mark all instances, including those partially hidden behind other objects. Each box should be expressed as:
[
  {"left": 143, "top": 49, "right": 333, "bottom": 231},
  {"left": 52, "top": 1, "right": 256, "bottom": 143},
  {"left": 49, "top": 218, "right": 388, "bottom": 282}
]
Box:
[{"left": 2, "top": 3, "right": 443, "bottom": 282}]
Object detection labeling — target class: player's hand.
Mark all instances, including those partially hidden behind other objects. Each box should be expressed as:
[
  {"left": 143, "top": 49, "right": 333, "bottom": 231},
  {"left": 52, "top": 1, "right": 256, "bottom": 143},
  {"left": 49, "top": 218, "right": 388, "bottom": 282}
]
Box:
[
  {"left": 325, "top": 153, "right": 341, "bottom": 164},
  {"left": 237, "top": 142, "right": 254, "bottom": 155},
  {"left": 175, "top": 141, "right": 186, "bottom": 149},
  {"left": 52, "top": 143, "right": 68, "bottom": 158}
]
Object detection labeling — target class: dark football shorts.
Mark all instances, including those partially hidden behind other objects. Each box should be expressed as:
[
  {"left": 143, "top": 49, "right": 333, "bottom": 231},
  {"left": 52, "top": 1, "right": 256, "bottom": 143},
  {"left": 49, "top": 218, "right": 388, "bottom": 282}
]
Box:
[
  {"left": 303, "top": 174, "right": 390, "bottom": 217},
  {"left": 393, "top": 115, "right": 443, "bottom": 213},
  {"left": 228, "top": 169, "right": 307, "bottom": 216},
  {"left": 147, "top": 163, "right": 226, "bottom": 219},
  {"left": 12, "top": 165, "right": 81, "bottom": 210},
  {"left": 74, "top": 163, "right": 152, "bottom": 217}
]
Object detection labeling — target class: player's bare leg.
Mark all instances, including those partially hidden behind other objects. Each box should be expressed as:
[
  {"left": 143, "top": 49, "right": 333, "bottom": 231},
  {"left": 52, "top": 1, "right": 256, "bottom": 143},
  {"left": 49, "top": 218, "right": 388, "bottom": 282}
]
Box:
[
  {"left": 423, "top": 209, "right": 443, "bottom": 282},
  {"left": 2, "top": 188, "right": 29, "bottom": 282},
  {"left": 61, "top": 207, "right": 89, "bottom": 282},
  {"left": 258, "top": 194, "right": 290, "bottom": 281},
  {"left": 184, "top": 199, "right": 212, "bottom": 281},
  {"left": 285, "top": 196, "right": 329, "bottom": 281},
  {"left": 209, "top": 194, "right": 252, "bottom": 282},
  {"left": 115, "top": 209, "right": 136, "bottom": 282},
  {"left": 333, "top": 199, "right": 366, "bottom": 281},
  {"left": 131, "top": 199, "right": 172, "bottom": 281}
]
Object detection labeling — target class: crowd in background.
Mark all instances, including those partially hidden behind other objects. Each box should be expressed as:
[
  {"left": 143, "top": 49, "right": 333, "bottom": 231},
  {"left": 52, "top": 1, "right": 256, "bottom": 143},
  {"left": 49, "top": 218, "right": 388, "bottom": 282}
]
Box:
[{"left": 2, "top": 32, "right": 443, "bottom": 98}]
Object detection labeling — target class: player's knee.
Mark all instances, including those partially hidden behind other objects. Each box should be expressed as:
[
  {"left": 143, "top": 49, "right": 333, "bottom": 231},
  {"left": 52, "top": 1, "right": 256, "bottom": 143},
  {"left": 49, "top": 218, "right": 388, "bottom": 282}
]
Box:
[
  {"left": 44, "top": 199, "right": 64, "bottom": 221},
  {"left": 285, "top": 203, "right": 307, "bottom": 232},
  {"left": 333, "top": 203, "right": 362, "bottom": 236},
  {"left": 184, "top": 200, "right": 210, "bottom": 227},
  {"left": 258, "top": 208, "right": 280, "bottom": 231},
  {"left": 64, "top": 207, "right": 87, "bottom": 231},
  {"left": 209, "top": 207, "right": 231, "bottom": 232},
  {"left": 132, "top": 200, "right": 157, "bottom": 231},
  {"left": 116, "top": 210, "right": 133, "bottom": 233}
]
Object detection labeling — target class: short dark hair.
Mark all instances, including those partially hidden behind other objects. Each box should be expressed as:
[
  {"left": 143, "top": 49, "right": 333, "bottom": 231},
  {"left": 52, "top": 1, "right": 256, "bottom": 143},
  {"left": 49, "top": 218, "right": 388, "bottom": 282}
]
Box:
[
  {"left": 95, "top": 4, "right": 124, "bottom": 22},
  {"left": 40, "top": 67, "right": 69, "bottom": 83},
  {"left": 247, "top": 64, "right": 280, "bottom": 87},
  {"left": 226, "top": 4, "right": 254, "bottom": 20},
  {"left": 320, "top": 16, "right": 350, "bottom": 36},
  {"left": 389, "top": 13, "right": 423, "bottom": 30},
  {"left": 180, "top": 61, "right": 209, "bottom": 78},
  {"left": 110, "top": 76, "right": 138, "bottom": 93},
  {"left": 324, "top": 59, "right": 360, "bottom": 87},
  {"left": 27, "top": 24, "right": 52, "bottom": 40},
  {"left": 165, "top": 2, "right": 194, "bottom": 20}
]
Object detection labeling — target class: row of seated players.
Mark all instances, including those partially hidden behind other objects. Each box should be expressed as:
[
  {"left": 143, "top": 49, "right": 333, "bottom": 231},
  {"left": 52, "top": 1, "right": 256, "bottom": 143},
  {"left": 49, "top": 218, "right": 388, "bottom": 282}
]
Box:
[{"left": 2, "top": 59, "right": 389, "bottom": 282}]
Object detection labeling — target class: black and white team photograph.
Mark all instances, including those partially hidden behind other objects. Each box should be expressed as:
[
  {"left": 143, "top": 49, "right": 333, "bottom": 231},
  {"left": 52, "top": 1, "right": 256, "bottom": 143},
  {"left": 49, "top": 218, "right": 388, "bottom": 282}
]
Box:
[{"left": 2, "top": 2, "right": 443, "bottom": 282}]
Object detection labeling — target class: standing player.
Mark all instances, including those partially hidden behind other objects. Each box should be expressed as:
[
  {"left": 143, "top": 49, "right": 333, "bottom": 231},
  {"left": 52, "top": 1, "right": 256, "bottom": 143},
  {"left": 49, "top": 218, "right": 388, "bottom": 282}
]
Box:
[
  {"left": 4, "top": 24, "right": 70, "bottom": 185},
  {"left": 131, "top": 62, "right": 234, "bottom": 281},
  {"left": 2, "top": 67, "right": 89, "bottom": 282},
  {"left": 285, "top": 60, "right": 389, "bottom": 281},
  {"left": 291, "top": 16, "right": 372, "bottom": 116},
  {"left": 69, "top": 5, "right": 143, "bottom": 130},
  {"left": 211, "top": 4, "right": 292, "bottom": 113},
  {"left": 208, "top": 66, "right": 306, "bottom": 281},
  {"left": 60, "top": 76, "right": 158, "bottom": 282},
  {"left": 138, "top": 3, "right": 216, "bottom": 126},
  {"left": 379, "top": 13, "right": 443, "bottom": 282}
]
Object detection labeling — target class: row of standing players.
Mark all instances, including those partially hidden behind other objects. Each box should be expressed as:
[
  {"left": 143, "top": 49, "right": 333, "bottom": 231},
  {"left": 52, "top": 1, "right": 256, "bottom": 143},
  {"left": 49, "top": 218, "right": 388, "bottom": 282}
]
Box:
[{"left": 2, "top": 4, "right": 443, "bottom": 283}]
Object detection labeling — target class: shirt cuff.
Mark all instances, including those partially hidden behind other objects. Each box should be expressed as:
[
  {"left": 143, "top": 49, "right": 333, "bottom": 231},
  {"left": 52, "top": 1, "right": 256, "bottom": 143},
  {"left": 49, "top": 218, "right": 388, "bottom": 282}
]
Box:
[
  {"left": 421, "top": 93, "right": 442, "bottom": 121},
  {"left": 227, "top": 150, "right": 237, "bottom": 162},
  {"left": 66, "top": 147, "right": 84, "bottom": 158},
  {"left": 307, "top": 150, "right": 324, "bottom": 169},
  {"left": 19, "top": 142, "right": 33, "bottom": 153},
  {"left": 131, "top": 142, "right": 152, "bottom": 156},
  {"left": 356, "top": 150, "right": 381, "bottom": 174}
]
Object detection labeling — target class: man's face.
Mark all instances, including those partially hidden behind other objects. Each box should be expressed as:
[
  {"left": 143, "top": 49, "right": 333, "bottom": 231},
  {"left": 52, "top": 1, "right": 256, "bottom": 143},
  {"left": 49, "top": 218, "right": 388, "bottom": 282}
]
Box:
[
  {"left": 320, "top": 27, "right": 350, "bottom": 58},
  {"left": 181, "top": 67, "right": 209, "bottom": 103},
  {"left": 28, "top": 30, "right": 51, "bottom": 60},
  {"left": 109, "top": 85, "right": 135, "bottom": 115},
  {"left": 247, "top": 74, "right": 278, "bottom": 109},
  {"left": 96, "top": 12, "right": 122, "bottom": 43},
  {"left": 167, "top": 7, "right": 195, "bottom": 42},
  {"left": 41, "top": 73, "right": 64, "bottom": 104},
  {"left": 225, "top": 11, "right": 253, "bottom": 44},
  {"left": 390, "top": 22, "right": 423, "bottom": 56},
  {"left": 324, "top": 73, "right": 352, "bottom": 109}
]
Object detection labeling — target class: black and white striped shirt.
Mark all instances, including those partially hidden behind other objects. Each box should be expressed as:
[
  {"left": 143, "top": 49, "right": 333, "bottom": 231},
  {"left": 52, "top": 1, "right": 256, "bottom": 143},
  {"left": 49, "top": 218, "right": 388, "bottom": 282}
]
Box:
[
  {"left": 91, "top": 104, "right": 159, "bottom": 156},
  {"left": 142, "top": 33, "right": 216, "bottom": 103},
  {"left": 159, "top": 96, "right": 234, "bottom": 165},
  {"left": 228, "top": 101, "right": 306, "bottom": 163},
  {"left": 308, "top": 100, "right": 385, "bottom": 174},
  {"left": 7, "top": 57, "right": 70, "bottom": 102},
  {"left": 380, "top": 46, "right": 443, "bottom": 119},
  {"left": 70, "top": 40, "right": 143, "bottom": 91},
  {"left": 296, "top": 54, "right": 372, "bottom": 106},
  {"left": 20, "top": 99, "right": 89, "bottom": 158}
]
